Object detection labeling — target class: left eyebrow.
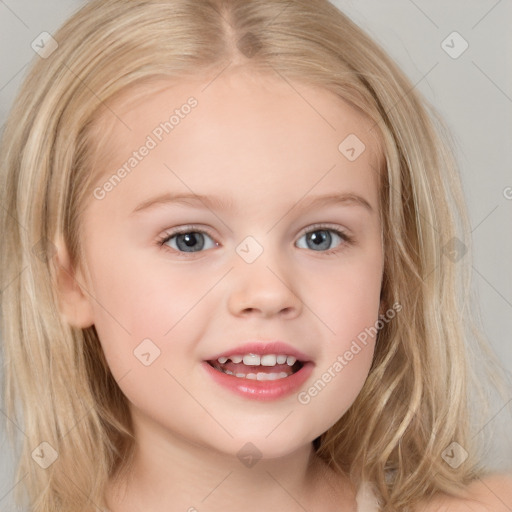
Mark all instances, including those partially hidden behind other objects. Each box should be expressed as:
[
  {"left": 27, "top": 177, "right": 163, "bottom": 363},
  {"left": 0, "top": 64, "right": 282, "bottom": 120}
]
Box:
[
  {"left": 130, "top": 191, "right": 374, "bottom": 215},
  {"left": 293, "top": 192, "right": 374, "bottom": 214}
]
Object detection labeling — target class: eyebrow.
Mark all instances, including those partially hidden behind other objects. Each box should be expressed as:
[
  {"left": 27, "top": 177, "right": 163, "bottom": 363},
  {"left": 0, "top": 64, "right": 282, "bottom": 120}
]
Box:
[{"left": 130, "top": 191, "right": 374, "bottom": 215}]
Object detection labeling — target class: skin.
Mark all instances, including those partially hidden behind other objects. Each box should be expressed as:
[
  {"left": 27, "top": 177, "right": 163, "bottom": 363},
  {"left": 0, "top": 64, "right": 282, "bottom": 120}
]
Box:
[{"left": 57, "top": 67, "right": 386, "bottom": 511}]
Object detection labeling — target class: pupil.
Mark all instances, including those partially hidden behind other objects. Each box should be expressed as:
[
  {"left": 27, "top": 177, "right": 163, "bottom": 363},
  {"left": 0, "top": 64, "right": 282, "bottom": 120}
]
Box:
[
  {"left": 183, "top": 234, "right": 195, "bottom": 247},
  {"left": 309, "top": 230, "right": 330, "bottom": 250},
  {"left": 177, "top": 232, "right": 204, "bottom": 252}
]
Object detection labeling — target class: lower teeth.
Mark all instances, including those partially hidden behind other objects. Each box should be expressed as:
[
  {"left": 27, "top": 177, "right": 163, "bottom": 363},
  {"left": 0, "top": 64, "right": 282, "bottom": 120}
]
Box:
[{"left": 221, "top": 368, "right": 289, "bottom": 381}]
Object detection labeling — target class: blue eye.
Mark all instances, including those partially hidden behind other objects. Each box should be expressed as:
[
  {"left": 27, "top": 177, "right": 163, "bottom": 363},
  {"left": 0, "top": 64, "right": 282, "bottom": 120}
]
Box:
[
  {"left": 296, "top": 226, "right": 350, "bottom": 253},
  {"left": 159, "top": 229, "right": 217, "bottom": 253},
  {"left": 157, "top": 224, "right": 353, "bottom": 256}
]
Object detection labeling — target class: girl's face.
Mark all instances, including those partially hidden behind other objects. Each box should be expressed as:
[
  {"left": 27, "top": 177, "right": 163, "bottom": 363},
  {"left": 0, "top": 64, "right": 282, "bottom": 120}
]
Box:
[{"left": 71, "top": 69, "right": 384, "bottom": 459}]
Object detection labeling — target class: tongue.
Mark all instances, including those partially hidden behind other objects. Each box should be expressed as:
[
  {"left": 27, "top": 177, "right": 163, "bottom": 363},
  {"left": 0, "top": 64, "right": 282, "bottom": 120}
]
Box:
[{"left": 219, "top": 361, "right": 294, "bottom": 375}]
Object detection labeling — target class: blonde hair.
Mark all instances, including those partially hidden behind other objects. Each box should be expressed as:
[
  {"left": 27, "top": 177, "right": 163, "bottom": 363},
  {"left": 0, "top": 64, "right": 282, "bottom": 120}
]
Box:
[{"left": 0, "top": 0, "right": 509, "bottom": 510}]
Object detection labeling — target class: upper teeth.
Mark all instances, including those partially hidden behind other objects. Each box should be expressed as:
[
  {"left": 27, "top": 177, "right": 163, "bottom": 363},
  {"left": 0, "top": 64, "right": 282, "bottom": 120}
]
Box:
[{"left": 217, "top": 354, "right": 297, "bottom": 366}]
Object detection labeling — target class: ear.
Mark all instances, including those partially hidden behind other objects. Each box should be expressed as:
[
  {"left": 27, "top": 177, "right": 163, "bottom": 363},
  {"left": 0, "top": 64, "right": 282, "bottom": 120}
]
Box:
[{"left": 53, "top": 237, "right": 95, "bottom": 329}]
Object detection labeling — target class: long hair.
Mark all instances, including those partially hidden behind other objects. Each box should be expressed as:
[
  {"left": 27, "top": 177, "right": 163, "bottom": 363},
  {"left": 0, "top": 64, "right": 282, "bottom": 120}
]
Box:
[{"left": 0, "top": 1, "right": 509, "bottom": 510}]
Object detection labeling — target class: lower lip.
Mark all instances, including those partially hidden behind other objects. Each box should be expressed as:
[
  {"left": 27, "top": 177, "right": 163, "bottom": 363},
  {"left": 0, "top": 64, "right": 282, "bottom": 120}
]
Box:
[{"left": 201, "top": 361, "right": 314, "bottom": 401}]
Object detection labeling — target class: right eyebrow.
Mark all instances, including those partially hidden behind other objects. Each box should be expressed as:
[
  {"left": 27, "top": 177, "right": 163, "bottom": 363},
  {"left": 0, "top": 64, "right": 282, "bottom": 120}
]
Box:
[{"left": 130, "top": 192, "right": 234, "bottom": 215}]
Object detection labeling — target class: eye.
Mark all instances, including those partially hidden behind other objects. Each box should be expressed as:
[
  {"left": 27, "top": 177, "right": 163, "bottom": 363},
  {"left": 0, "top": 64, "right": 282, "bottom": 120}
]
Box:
[
  {"left": 295, "top": 224, "right": 352, "bottom": 254},
  {"left": 158, "top": 227, "right": 218, "bottom": 255},
  {"left": 157, "top": 223, "right": 353, "bottom": 257}
]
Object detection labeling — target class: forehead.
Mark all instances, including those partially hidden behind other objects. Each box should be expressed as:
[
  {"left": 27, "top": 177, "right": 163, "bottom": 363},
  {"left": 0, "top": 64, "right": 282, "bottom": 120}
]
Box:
[{"left": 85, "top": 68, "right": 384, "bottom": 204}]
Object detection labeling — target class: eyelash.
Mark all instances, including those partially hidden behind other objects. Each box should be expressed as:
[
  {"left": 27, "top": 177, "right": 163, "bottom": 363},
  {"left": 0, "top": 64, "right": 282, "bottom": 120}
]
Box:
[{"left": 156, "top": 223, "right": 354, "bottom": 257}]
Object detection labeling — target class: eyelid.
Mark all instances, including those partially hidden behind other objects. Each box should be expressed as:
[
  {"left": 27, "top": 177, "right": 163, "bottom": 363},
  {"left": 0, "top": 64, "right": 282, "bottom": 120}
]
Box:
[
  {"left": 159, "top": 224, "right": 215, "bottom": 241},
  {"left": 296, "top": 222, "right": 351, "bottom": 239},
  {"left": 157, "top": 224, "right": 218, "bottom": 251},
  {"left": 159, "top": 223, "right": 351, "bottom": 240},
  {"left": 157, "top": 222, "right": 353, "bottom": 255}
]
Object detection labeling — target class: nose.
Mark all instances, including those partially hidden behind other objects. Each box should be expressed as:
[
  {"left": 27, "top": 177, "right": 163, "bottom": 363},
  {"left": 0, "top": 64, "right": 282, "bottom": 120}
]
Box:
[{"left": 227, "top": 254, "right": 303, "bottom": 319}]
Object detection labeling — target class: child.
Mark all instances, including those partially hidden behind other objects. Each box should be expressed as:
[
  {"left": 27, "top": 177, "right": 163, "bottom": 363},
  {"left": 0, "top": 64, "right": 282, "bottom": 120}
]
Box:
[{"left": 1, "top": 0, "right": 511, "bottom": 510}]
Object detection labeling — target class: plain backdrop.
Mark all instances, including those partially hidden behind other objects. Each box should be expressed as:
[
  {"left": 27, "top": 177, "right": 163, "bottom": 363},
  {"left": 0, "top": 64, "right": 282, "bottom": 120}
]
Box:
[{"left": 1, "top": 0, "right": 511, "bottom": 509}]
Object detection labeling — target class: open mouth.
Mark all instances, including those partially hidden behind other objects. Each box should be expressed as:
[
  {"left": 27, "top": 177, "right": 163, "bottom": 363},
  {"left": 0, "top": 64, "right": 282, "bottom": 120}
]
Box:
[
  {"left": 206, "top": 356, "right": 305, "bottom": 381},
  {"left": 202, "top": 351, "right": 315, "bottom": 400}
]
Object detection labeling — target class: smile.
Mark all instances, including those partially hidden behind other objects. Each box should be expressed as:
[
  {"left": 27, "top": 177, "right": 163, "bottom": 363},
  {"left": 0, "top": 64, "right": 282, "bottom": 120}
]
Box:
[
  {"left": 207, "top": 352, "right": 304, "bottom": 380},
  {"left": 203, "top": 353, "right": 313, "bottom": 401}
]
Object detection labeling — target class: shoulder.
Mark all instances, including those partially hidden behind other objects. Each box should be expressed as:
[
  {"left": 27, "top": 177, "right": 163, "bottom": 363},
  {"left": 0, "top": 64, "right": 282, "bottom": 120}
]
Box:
[{"left": 415, "top": 473, "right": 512, "bottom": 512}]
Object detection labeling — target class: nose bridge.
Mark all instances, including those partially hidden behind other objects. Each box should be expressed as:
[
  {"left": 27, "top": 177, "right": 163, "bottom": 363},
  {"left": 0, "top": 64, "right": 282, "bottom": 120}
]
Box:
[{"left": 227, "top": 235, "right": 302, "bottom": 318}]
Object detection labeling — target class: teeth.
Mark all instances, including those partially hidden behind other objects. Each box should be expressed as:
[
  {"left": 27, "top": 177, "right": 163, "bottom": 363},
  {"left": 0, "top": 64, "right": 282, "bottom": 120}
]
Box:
[
  {"left": 217, "top": 353, "right": 300, "bottom": 367},
  {"left": 244, "top": 371, "right": 289, "bottom": 381},
  {"left": 216, "top": 366, "right": 290, "bottom": 380},
  {"left": 286, "top": 356, "right": 296, "bottom": 366},
  {"left": 243, "top": 354, "right": 260, "bottom": 366},
  {"left": 260, "top": 354, "right": 276, "bottom": 366}
]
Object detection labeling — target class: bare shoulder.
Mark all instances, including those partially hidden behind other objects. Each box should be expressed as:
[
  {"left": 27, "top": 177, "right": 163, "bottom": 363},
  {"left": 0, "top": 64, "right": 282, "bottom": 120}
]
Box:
[{"left": 415, "top": 473, "right": 512, "bottom": 512}]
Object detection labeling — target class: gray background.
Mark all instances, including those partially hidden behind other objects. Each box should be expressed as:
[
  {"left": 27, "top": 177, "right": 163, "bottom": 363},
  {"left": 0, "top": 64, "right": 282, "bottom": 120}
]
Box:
[{"left": 1, "top": 0, "right": 511, "bottom": 508}]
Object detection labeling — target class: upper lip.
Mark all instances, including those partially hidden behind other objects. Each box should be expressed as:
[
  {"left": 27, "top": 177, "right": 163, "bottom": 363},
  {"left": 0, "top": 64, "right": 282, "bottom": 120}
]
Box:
[{"left": 206, "top": 341, "right": 313, "bottom": 363}]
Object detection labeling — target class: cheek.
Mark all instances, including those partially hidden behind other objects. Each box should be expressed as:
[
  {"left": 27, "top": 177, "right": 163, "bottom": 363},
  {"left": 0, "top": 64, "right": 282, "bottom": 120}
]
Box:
[
  {"left": 297, "top": 341, "right": 373, "bottom": 439},
  {"left": 82, "top": 247, "right": 211, "bottom": 377},
  {"left": 86, "top": 260, "right": 207, "bottom": 416},
  {"left": 313, "top": 247, "right": 383, "bottom": 344},
  {"left": 297, "top": 250, "right": 383, "bottom": 418}
]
